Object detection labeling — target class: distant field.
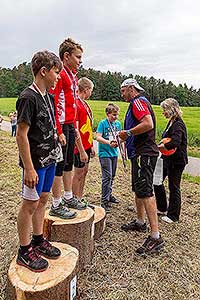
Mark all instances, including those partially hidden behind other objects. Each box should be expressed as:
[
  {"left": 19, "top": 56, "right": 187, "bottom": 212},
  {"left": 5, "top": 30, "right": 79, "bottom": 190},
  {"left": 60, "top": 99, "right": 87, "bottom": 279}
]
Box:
[{"left": 1, "top": 97, "right": 200, "bottom": 147}]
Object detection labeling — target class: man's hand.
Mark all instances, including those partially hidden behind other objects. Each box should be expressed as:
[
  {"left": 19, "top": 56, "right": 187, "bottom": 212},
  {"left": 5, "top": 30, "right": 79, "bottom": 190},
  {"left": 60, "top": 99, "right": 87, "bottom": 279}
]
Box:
[
  {"left": 59, "top": 133, "right": 66, "bottom": 146},
  {"left": 118, "top": 130, "right": 128, "bottom": 141},
  {"left": 24, "top": 168, "right": 39, "bottom": 189},
  {"left": 80, "top": 150, "right": 88, "bottom": 163}
]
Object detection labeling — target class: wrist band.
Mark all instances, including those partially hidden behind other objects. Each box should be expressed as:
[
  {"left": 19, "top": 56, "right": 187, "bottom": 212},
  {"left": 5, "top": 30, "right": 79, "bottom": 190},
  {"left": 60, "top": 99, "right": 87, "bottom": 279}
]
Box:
[{"left": 126, "top": 129, "right": 132, "bottom": 137}]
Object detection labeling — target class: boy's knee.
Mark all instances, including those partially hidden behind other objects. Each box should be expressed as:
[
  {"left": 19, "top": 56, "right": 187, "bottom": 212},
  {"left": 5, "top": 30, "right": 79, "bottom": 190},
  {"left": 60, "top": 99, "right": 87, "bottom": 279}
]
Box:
[{"left": 21, "top": 199, "right": 38, "bottom": 215}]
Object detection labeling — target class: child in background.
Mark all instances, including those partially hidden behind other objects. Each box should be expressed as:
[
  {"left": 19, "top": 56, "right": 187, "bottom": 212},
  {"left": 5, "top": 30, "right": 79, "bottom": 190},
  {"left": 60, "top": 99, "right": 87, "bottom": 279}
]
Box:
[
  {"left": 96, "top": 103, "right": 121, "bottom": 212},
  {"left": 72, "top": 77, "right": 95, "bottom": 200},
  {"left": 16, "top": 50, "right": 62, "bottom": 272}
]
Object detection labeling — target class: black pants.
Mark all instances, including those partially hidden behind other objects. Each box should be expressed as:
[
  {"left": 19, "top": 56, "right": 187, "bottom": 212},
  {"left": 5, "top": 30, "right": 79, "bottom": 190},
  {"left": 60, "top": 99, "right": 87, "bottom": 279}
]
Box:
[{"left": 154, "top": 159, "right": 185, "bottom": 221}]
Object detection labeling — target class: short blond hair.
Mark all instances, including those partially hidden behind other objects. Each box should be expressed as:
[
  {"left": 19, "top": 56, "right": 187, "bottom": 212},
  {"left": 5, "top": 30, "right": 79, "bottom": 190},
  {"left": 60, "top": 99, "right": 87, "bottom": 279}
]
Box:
[
  {"left": 59, "top": 38, "right": 83, "bottom": 61},
  {"left": 78, "top": 77, "right": 94, "bottom": 92},
  {"left": 105, "top": 103, "right": 120, "bottom": 114},
  {"left": 160, "top": 98, "right": 183, "bottom": 117}
]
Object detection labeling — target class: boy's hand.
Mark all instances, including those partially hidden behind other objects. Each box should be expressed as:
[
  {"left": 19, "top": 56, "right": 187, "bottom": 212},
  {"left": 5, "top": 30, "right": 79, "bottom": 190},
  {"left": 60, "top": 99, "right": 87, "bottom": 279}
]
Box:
[
  {"left": 110, "top": 140, "right": 118, "bottom": 148},
  {"left": 90, "top": 147, "right": 96, "bottom": 158},
  {"left": 24, "top": 168, "right": 39, "bottom": 189},
  {"left": 59, "top": 133, "right": 66, "bottom": 146},
  {"left": 80, "top": 150, "right": 88, "bottom": 163}
]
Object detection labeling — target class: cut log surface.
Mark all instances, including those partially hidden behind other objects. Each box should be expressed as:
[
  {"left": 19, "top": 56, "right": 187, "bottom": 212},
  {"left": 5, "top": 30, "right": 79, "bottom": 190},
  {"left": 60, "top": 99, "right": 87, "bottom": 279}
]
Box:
[
  {"left": 7, "top": 242, "right": 79, "bottom": 300},
  {"left": 93, "top": 205, "right": 106, "bottom": 240},
  {"left": 43, "top": 207, "right": 94, "bottom": 270}
]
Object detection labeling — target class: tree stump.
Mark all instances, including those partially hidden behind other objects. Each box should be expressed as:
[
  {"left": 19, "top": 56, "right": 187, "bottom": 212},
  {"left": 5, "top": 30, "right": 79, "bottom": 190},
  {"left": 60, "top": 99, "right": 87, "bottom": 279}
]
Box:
[
  {"left": 43, "top": 207, "right": 94, "bottom": 271},
  {"left": 93, "top": 205, "right": 106, "bottom": 240},
  {"left": 7, "top": 242, "right": 79, "bottom": 300}
]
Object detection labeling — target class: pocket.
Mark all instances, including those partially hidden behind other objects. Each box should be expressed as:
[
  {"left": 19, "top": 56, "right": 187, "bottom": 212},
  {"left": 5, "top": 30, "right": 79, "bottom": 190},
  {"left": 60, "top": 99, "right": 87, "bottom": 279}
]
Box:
[{"left": 134, "top": 177, "right": 147, "bottom": 197}]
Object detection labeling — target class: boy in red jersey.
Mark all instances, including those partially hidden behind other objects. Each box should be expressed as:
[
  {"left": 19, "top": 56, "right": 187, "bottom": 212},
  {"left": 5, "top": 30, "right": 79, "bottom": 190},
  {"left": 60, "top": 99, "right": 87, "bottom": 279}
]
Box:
[
  {"left": 72, "top": 77, "right": 95, "bottom": 200},
  {"left": 50, "top": 38, "right": 87, "bottom": 219}
]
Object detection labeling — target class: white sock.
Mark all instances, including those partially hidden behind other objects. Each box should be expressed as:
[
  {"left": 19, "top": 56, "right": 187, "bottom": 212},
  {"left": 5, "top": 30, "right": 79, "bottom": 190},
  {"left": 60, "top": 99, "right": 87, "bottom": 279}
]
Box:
[
  {"left": 136, "top": 219, "right": 145, "bottom": 225},
  {"left": 64, "top": 191, "right": 73, "bottom": 200},
  {"left": 151, "top": 232, "right": 160, "bottom": 239},
  {"left": 52, "top": 197, "right": 62, "bottom": 208}
]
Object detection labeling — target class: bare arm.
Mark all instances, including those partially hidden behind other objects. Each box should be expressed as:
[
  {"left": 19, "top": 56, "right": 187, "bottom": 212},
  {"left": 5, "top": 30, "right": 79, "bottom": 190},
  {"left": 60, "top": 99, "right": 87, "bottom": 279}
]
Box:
[
  {"left": 16, "top": 122, "right": 38, "bottom": 188},
  {"left": 96, "top": 132, "right": 117, "bottom": 148},
  {"left": 75, "top": 127, "right": 88, "bottom": 162},
  {"left": 119, "top": 115, "right": 153, "bottom": 141}
]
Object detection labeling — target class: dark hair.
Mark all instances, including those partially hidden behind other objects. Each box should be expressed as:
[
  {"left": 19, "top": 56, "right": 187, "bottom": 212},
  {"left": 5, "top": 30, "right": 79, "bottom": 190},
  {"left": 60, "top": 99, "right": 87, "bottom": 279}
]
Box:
[
  {"left": 105, "top": 103, "right": 120, "bottom": 114},
  {"left": 59, "top": 38, "right": 83, "bottom": 61},
  {"left": 31, "top": 50, "right": 62, "bottom": 77}
]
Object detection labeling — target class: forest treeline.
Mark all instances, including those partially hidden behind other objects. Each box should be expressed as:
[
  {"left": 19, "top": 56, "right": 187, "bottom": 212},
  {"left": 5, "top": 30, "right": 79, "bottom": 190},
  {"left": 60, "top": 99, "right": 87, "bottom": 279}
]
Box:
[{"left": 0, "top": 62, "right": 200, "bottom": 106}]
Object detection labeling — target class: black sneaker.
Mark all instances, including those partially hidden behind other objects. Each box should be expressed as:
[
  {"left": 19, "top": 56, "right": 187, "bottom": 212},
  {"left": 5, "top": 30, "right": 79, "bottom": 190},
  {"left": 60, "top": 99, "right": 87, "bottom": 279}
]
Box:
[
  {"left": 49, "top": 201, "right": 77, "bottom": 219},
  {"left": 121, "top": 219, "right": 147, "bottom": 232},
  {"left": 109, "top": 195, "right": 119, "bottom": 204},
  {"left": 17, "top": 247, "right": 48, "bottom": 272},
  {"left": 136, "top": 235, "right": 164, "bottom": 256},
  {"left": 32, "top": 239, "right": 61, "bottom": 259},
  {"left": 63, "top": 197, "right": 87, "bottom": 210},
  {"left": 101, "top": 203, "right": 111, "bottom": 213}
]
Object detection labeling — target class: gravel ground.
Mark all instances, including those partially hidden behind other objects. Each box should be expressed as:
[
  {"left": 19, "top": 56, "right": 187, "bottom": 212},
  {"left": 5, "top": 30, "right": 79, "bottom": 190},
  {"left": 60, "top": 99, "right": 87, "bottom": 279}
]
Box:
[{"left": 0, "top": 130, "right": 200, "bottom": 300}]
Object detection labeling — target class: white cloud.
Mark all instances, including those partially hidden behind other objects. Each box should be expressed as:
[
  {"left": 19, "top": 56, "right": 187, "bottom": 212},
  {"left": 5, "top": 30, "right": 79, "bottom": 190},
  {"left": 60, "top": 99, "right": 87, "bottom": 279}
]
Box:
[{"left": 0, "top": 0, "right": 200, "bottom": 89}]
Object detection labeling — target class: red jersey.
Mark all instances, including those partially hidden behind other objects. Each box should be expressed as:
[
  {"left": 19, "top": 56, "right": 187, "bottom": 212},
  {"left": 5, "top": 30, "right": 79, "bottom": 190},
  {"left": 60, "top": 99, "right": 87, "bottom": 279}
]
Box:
[
  {"left": 74, "top": 97, "right": 93, "bottom": 154},
  {"left": 50, "top": 66, "right": 78, "bottom": 135}
]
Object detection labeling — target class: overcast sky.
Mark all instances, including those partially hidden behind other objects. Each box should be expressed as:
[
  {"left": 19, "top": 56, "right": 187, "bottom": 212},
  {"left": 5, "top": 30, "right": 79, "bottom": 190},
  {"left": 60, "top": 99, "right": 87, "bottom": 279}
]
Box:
[{"left": 1, "top": 0, "right": 200, "bottom": 89}]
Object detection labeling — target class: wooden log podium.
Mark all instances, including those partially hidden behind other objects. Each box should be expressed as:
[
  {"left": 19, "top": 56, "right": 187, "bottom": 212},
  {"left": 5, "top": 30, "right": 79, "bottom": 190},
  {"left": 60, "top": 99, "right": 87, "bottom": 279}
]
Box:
[
  {"left": 7, "top": 242, "right": 79, "bottom": 300},
  {"left": 93, "top": 205, "right": 106, "bottom": 240},
  {"left": 43, "top": 207, "right": 94, "bottom": 271}
]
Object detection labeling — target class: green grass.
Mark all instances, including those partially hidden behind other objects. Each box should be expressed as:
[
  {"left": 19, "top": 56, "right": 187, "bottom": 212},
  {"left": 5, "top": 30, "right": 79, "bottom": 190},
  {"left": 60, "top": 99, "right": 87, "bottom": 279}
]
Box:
[
  {"left": 1, "top": 97, "right": 200, "bottom": 149},
  {"left": 0, "top": 98, "right": 17, "bottom": 115}
]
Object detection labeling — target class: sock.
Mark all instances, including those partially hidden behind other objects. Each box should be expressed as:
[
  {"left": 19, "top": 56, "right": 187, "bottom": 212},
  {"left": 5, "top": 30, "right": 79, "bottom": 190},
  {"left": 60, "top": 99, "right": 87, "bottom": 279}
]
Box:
[
  {"left": 64, "top": 191, "right": 73, "bottom": 200},
  {"left": 151, "top": 232, "right": 160, "bottom": 239},
  {"left": 32, "top": 234, "right": 44, "bottom": 245},
  {"left": 136, "top": 219, "right": 145, "bottom": 225},
  {"left": 19, "top": 244, "right": 31, "bottom": 254},
  {"left": 52, "top": 197, "right": 62, "bottom": 208}
]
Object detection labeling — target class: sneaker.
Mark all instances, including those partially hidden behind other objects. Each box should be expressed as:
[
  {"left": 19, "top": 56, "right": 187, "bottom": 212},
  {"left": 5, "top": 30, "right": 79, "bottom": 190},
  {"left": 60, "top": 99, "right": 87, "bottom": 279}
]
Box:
[
  {"left": 109, "top": 195, "right": 119, "bottom": 204},
  {"left": 101, "top": 203, "right": 111, "bottom": 213},
  {"left": 63, "top": 196, "right": 87, "bottom": 210},
  {"left": 16, "top": 247, "right": 48, "bottom": 272},
  {"left": 32, "top": 239, "right": 61, "bottom": 259},
  {"left": 136, "top": 235, "right": 164, "bottom": 256},
  {"left": 157, "top": 210, "right": 167, "bottom": 216},
  {"left": 161, "top": 216, "right": 174, "bottom": 223},
  {"left": 121, "top": 219, "right": 147, "bottom": 232},
  {"left": 49, "top": 201, "right": 77, "bottom": 219}
]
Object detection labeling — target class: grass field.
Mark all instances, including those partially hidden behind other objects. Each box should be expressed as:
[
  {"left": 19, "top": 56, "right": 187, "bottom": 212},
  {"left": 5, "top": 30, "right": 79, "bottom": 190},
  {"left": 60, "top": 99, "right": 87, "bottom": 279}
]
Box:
[
  {"left": 1, "top": 97, "right": 200, "bottom": 147},
  {"left": 0, "top": 131, "right": 200, "bottom": 300}
]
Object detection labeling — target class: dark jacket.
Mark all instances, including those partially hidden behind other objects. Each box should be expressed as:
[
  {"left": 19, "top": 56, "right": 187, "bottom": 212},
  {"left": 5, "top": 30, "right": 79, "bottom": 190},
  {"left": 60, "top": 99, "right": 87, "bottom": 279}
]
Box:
[{"left": 162, "top": 116, "right": 188, "bottom": 166}]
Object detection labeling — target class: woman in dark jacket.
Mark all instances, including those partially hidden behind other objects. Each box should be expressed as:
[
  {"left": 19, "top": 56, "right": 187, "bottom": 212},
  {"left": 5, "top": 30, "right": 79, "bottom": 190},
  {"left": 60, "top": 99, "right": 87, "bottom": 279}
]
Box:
[{"left": 154, "top": 98, "right": 188, "bottom": 223}]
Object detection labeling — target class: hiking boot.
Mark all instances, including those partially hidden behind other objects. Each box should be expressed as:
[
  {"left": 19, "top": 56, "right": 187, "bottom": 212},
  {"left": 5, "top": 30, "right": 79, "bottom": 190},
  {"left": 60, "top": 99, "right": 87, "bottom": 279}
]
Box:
[
  {"left": 121, "top": 219, "right": 147, "bottom": 232},
  {"left": 136, "top": 235, "right": 164, "bottom": 256},
  {"left": 16, "top": 247, "right": 48, "bottom": 272},
  {"left": 63, "top": 196, "right": 87, "bottom": 210},
  {"left": 109, "top": 195, "right": 119, "bottom": 204},
  {"left": 32, "top": 239, "right": 61, "bottom": 259},
  {"left": 101, "top": 203, "right": 111, "bottom": 213},
  {"left": 49, "top": 201, "right": 77, "bottom": 219}
]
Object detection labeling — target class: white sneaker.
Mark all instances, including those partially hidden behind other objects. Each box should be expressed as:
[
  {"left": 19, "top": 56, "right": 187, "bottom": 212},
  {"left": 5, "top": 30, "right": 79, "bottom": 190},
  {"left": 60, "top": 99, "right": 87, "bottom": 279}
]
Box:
[{"left": 161, "top": 216, "right": 174, "bottom": 223}]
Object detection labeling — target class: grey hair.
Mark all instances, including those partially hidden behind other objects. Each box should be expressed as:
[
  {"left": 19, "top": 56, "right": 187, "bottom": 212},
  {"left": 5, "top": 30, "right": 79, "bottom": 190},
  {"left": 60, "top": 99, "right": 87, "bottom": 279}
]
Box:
[{"left": 160, "top": 98, "right": 183, "bottom": 117}]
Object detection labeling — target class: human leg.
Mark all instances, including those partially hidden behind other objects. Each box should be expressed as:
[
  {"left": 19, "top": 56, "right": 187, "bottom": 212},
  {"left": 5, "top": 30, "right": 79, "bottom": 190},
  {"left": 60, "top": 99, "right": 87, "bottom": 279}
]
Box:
[
  {"left": 167, "top": 164, "right": 184, "bottom": 221},
  {"left": 154, "top": 159, "right": 168, "bottom": 213},
  {"left": 99, "top": 157, "right": 113, "bottom": 211}
]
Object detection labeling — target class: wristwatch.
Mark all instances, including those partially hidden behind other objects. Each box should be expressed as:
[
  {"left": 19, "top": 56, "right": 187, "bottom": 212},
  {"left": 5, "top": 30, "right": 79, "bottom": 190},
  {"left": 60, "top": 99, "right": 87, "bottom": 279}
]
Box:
[{"left": 126, "top": 129, "right": 132, "bottom": 136}]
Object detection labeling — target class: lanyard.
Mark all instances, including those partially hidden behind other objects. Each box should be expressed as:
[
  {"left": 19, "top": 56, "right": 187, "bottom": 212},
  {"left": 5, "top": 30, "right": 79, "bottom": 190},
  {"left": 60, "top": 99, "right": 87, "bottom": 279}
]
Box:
[
  {"left": 78, "top": 96, "right": 93, "bottom": 122},
  {"left": 107, "top": 119, "right": 117, "bottom": 139},
  {"left": 63, "top": 67, "right": 77, "bottom": 99},
  {"left": 31, "top": 83, "right": 57, "bottom": 138}
]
